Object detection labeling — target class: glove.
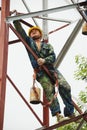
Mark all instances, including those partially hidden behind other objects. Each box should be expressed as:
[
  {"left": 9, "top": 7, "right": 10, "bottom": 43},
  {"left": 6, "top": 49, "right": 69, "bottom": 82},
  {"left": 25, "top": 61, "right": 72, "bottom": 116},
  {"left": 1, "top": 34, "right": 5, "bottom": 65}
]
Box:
[{"left": 37, "top": 58, "right": 45, "bottom": 66}]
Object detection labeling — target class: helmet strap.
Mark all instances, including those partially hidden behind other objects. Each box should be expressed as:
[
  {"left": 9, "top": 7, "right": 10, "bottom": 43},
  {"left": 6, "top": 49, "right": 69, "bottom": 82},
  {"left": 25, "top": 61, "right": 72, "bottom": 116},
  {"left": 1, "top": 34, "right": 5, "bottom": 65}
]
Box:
[{"left": 32, "top": 36, "right": 41, "bottom": 40}]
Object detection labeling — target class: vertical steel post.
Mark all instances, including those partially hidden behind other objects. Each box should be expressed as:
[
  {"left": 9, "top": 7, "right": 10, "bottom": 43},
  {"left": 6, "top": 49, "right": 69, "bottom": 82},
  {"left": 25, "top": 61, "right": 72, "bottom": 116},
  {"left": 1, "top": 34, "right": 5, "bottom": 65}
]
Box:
[
  {"left": 0, "top": 0, "right": 10, "bottom": 130},
  {"left": 42, "top": 0, "right": 49, "bottom": 127},
  {"left": 42, "top": 0, "right": 48, "bottom": 43}
]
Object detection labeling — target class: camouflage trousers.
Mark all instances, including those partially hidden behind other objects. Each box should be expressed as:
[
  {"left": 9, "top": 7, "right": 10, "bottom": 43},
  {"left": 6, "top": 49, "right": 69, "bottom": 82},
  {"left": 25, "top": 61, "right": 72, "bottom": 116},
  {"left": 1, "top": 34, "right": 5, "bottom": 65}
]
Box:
[{"left": 37, "top": 69, "right": 74, "bottom": 117}]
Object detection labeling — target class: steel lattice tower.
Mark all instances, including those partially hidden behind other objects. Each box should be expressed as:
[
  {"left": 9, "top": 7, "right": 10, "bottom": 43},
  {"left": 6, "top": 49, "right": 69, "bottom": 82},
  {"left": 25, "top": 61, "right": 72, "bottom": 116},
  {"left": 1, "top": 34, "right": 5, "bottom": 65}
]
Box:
[{"left": 0, "top": 0, "right": 87, "bottom": 130}]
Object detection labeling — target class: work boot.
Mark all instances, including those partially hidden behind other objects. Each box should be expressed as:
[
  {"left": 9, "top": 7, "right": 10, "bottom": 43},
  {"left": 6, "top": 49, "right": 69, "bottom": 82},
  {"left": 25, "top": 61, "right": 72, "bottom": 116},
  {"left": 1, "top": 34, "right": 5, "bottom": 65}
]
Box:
[
  {"left": 68, "top": 113, "right": 76, "bottom": 118},
  {"left": 56, "top": 113, "right": 66, "bottom": 122}
]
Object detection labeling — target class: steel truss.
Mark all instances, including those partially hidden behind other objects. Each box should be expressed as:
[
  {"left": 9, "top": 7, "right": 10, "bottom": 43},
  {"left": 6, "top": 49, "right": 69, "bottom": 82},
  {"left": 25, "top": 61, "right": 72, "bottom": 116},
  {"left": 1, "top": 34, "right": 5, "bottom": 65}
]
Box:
[
  {"left": 0, "top": 0, "right": 87, "bottom": 130},
  {"left": 9, "top": 21, "right": 87, "bottom": 130},
  {"left": 36, "top": 112, "right": 87, "bottom": 130},
  {"left": 6, "top": 1, "right": 87, "bottom": 22}
]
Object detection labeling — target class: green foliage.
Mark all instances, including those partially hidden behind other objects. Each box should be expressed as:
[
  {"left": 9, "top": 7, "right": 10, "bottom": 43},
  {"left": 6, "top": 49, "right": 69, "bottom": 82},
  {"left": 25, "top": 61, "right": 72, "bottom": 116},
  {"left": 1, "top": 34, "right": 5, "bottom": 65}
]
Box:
[
  {"left": 56, "top": 122, "right": 78, "bottom": 130},
  {"left": 74, "top": 55, "right": 87, "bottom": 80},
  {"left": 79, "top": 87, "right": 87, "bottom": 103},
  {"left": 56, "top": 81, "right": 87, "bottom": 130},
  {"left": 56, "top": 86, "right": 87, "bottom": 130},
  {"left": 56, "top": 55, "right": 87, "bottom": 130}
]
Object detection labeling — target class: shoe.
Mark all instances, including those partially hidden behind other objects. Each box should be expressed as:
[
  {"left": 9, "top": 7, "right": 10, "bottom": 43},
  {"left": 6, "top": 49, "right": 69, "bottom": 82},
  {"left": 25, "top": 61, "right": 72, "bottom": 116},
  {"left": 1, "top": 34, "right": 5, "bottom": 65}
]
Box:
[
  {"left": 68, "top": 113, "right": 76, "bottom": 118},
  {"left": 56, "top": 114, "right": 64, "bottom": 122},
  {"left": 56, "top": 114, "right": 67, "bottom": 122}
]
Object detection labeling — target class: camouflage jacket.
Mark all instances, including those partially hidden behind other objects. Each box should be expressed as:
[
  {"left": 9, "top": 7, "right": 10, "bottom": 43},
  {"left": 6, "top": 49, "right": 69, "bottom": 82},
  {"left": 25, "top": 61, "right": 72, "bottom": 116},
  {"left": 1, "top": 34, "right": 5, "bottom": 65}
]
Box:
[{"left": 13, "top": 20, "right": 56, "bottom": 78}]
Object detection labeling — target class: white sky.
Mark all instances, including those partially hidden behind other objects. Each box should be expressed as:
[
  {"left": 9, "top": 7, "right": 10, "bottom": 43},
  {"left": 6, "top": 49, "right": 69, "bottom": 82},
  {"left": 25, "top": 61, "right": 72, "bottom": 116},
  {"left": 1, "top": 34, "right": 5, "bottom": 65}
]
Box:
[{"left": 1, "top": 0, "right": 87, "bottom": 130}]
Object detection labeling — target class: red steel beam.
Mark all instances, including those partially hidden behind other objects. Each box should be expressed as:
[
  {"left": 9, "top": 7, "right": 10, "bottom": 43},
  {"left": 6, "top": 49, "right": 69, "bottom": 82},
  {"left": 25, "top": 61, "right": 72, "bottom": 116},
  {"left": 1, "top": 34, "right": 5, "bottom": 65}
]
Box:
[
  {"left": 43, "top": 112, "right": 87, "bottom": 130},
  {"left": 7, "top": 75, "right": 44, "bottom": 126},
  {"left": 43, "top": 93, "right": 49, "bottom": 127},
  {"left": 9, "top": 39, "right": 21, "bottom": 45},
  {"left": 0, "top": 0, "right": 10, "bottom": 130}
]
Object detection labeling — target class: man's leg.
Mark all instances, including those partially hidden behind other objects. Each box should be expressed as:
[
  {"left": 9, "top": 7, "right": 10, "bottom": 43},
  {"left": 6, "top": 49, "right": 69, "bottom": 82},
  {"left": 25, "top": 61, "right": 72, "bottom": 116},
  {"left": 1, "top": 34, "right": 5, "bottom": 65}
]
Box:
[
  {"left": 37, "top": 73, "right": 61, "bottom": 117},
  {"left": 57, "top": 70, "right": 74, "bottom": 117},
  {"left": 59, "top": 85, "right": 74, "bottom": 117}
]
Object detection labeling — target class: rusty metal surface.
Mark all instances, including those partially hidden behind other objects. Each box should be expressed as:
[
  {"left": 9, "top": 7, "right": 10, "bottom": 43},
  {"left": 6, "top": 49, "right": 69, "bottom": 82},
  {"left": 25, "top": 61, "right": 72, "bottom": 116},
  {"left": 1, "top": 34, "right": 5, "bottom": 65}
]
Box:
[
  {"left": 39, "top": 112, "right": 87, "bottom": 130},
  {"left": 0, "top": 0, "right": 10, "bottom": 130},
  {"left": 7, "top": 75, "right": 44, "bottom": 126}
]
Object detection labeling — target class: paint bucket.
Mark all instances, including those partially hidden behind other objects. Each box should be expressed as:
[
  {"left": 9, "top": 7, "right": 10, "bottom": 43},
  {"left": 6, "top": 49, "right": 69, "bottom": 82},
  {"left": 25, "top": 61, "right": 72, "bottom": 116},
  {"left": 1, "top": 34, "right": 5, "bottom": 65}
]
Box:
[{"left": 30, "top": 86, "right": 41, "bottom": 104}]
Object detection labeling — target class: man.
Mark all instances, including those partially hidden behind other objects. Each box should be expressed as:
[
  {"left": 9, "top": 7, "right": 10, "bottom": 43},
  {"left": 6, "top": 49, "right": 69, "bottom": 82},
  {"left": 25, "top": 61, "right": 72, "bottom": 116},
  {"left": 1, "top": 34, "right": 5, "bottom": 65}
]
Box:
[{"left": 13, "top": 19, "right": 74, "bottom": 121}]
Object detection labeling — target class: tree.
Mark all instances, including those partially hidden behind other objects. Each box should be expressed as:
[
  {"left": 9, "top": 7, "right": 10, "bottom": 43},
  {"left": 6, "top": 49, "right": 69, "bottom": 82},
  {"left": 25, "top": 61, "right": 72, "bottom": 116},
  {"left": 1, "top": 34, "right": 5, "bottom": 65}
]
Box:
[
  {"left": 56, "top": 55, "right": 87, "bottom": 130},
  {"left": 74, "top": 55, "right": 87, "bottom": 80}
]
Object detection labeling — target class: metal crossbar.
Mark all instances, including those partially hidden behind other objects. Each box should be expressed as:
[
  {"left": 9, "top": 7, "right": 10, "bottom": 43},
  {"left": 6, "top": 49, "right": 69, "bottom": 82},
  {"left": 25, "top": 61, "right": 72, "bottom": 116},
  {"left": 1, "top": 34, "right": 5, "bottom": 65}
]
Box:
[
  {"left": 6, "top": 1, "right": 87, "bottom": 23},
  {"left": 38, "top": 112, "right": 87, "bottom": 130}
]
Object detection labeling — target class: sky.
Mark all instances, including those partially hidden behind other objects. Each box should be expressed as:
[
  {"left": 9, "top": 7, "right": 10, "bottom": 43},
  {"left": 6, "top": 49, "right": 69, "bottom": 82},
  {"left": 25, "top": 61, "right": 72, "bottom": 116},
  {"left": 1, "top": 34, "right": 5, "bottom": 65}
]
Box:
[{"left": 0, "top": 0, "right": 87, "bottom": 130}]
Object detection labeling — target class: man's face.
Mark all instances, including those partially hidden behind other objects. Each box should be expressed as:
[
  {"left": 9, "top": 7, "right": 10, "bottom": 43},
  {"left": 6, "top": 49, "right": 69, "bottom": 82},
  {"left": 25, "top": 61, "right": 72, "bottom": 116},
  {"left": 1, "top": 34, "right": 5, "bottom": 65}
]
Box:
[{"left": 30, "top": 29, "right": 41, "bottom": 40}]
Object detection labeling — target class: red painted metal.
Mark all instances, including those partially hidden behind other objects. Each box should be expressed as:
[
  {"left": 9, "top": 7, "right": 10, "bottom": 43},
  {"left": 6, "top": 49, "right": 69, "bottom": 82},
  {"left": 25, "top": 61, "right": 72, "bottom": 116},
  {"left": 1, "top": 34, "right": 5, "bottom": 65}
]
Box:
[
  {"left": 7, "top": 75, "right": 44, "bottom": 126},
  {"left": 72, "top": 100, "right": 87, "bottom": 122},
  {"left": 43, "top": 92, "right": 49, "bottom": 127},
  {"left": 0, "top": 0, "right": 10, "bottom": 130},
  {"left": 9, "top": 39, "right": 21, "bottom": 44},
  {"left": 43, "top": 112, "right": 87, "bottom": 130},
  {"left": 49, "top": 23, "right": 69, "bottom": 34}
]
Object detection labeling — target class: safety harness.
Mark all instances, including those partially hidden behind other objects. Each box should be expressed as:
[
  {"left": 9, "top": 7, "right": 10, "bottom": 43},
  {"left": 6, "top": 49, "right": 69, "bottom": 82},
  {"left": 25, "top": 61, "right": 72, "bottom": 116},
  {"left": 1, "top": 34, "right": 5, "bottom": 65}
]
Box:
[{"left": 32, "top": 68, "right": 59, "bottom": 107}]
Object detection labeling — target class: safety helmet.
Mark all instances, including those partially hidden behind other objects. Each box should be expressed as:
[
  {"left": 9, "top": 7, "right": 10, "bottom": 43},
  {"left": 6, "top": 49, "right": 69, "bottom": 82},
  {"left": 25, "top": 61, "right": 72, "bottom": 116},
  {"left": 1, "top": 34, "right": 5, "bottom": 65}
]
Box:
[{"left": 28, "top": 26, "right": 42, "bottom": 37}]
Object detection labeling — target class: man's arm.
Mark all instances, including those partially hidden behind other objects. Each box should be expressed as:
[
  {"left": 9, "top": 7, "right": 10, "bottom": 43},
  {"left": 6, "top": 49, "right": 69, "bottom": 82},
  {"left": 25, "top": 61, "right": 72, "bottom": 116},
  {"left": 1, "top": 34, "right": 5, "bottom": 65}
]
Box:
[{"left": 13, "top": 20, "right": 28, "bottom": 41}]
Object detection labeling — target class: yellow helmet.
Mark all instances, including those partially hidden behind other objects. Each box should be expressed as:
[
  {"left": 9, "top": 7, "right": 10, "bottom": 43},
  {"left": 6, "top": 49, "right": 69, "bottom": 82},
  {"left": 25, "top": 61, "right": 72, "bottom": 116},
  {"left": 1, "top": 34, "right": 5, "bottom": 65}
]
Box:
[{"left": 28, "top": 26, "right": 42, "bottom": 37}]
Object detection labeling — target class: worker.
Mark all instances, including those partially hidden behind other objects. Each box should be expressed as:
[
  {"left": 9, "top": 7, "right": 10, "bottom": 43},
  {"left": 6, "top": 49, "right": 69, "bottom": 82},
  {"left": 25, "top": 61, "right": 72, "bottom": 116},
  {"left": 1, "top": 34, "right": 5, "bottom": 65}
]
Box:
[{"left": 13, "top": 14, "right": 75, "bottom": 122}]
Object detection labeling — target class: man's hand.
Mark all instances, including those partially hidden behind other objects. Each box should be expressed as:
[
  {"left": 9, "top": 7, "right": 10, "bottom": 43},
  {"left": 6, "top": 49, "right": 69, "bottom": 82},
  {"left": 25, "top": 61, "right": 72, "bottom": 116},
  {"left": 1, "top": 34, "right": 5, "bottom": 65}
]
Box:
[{"left": 37, "top": 58, "right": 45, "bottom": 66}]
